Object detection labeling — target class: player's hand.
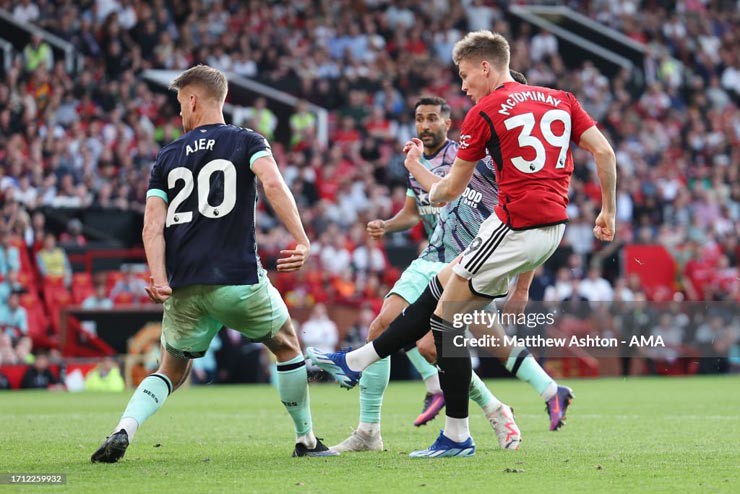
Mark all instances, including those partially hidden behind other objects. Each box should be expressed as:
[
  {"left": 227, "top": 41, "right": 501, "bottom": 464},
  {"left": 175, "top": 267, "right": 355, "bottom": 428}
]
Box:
[
  {"left": 502, "top": 289, "right": 529, "bottom": 317},
  {"left": 366, "top": 219, "right": 386, "bottom": 239},
  {"left": 277, "top": 243, "right": 310, "bottom": 272},
  {"left": 593, "top": 210, "right": 616, "bottom": 242},
  {"left": 402, "top": 138, "right": 424, "bottom": 169},
  {"left": 145, "top": 277, "right": 172, "bottom": 304}
]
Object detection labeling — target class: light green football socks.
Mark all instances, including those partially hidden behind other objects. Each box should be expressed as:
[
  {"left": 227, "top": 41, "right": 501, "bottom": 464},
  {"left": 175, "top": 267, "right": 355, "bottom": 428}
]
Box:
[
  {"left": 277, "top": 355, "right": 314, "bottom": 439},
  {"left": 359, "top": 357, "right": 391, "bottom": 428},
  {"left": 116, "top": 373, "right": 173, "bottom": 440},
  {"left": 506, "top": 346, "right": 557, "bottom": 400}
]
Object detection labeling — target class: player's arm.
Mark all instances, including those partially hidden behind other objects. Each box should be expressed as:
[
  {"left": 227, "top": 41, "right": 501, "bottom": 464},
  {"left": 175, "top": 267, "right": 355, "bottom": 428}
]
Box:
[
  {"left": 578, "top": 126, "right": 617, "bottom": 242},
  {"left": 402, "top": 138, "right": 442, "bottom": 192},
  {"left": 142, "top": 196, "right": 171, "bottom": 303},
  {"left": 429, "top": 157, "right": 476, "bottom": 205},
  {"left": 429, "top": 105, "right": 488, "bottom": 204},
  {"left": 502, "top": 270, "right": 535, "bottom": 316},
  {"left": 252, "top": 155, "right": 310, "bottom": 272},
  {"left": 367, "top": 194, "right": 420, "bottom": 239}
]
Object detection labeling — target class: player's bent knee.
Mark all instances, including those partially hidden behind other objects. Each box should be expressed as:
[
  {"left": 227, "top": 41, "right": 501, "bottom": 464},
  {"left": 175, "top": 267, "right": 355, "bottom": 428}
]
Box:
[
  {"left": 417, "top": 337, "right": 437, "bottom": 364},
  {"left": 156, "top": 345, "right": 193, "bottom": 390},
  {"left": 265, "top": 319, "right": 302, "bottom": 361},
  {"left": 172, "top": 361, "right": 192, "bottom": 391}
]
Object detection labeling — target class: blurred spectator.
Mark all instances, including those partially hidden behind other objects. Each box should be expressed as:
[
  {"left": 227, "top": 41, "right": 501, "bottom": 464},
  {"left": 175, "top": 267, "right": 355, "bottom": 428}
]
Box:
[
  {"left": 0, "top": 230, "right": 21, "bottom": 277},
  {"left": 695, "top": 315, "right": 739, "bottom": 374},
  {"left": 0, "top": 270, "right": 25, "bottom": 305},
  {"left": 565, "top": 212, "right": 595, "bottom": 258},
  {"left": 192, "top": 334, "right": 222, "bottom": 385},
  {"left": 613, "top": 278, "right": 635, "bottom": 302},
  {"left": 289, "top": 100, "right": 316, "bottom": 148},
  {"left": 12, "top": 0, "right": 40, "bottom": 24},
  {"left": 36, "top": 233, "right": 72, "bottom": 287},
  {"left": 59, "top": 218, "right": 87, "bottom": 247},
  {"left": 0, "top": 292, "right": 29, "bottom": 343},
  {"left": 82, "top": 281, "right": 114, "bottom": 310},
  {"left": 530, "top": 29, "right": 558, "bottom": 62},
  {"left": 332, "top": 270, "right": 357, "bottom": 302},
  {"left": 352, "top": 237, "right": 387, "bottom": 275},
  {"left": 15, "top": 335, "right": 34, "bottom": 364},
  {"left": 300, "top": 303, "right": 338, "bottom": 354},
  {"left": 342, "top": 306, "right": 374, "bottom": 350},
  {"left": 0, "top": 370, "right": 9, "bottom": 390},
  {"left": 578, "top": 267, "right": 615, "bottom": 303},
  {"left": 465, "top": 0, "right": 501, "bottom": 32},
  {"left": 641, "top": 314, "right": 685, "bottom": 374},
  {"left": 544, "top": 268, "right": 574, "bottom": 302},
  {"left": 85, "top": 356, "right": 125, "bottom": 391},
  {"left": 233, "top": 97, "right": 277, "bottom": 140},
  {"left": 109, "top": 266, "right": 148, "bottom": 303},
  {"left": 81, "top": 281, "right": 114, "bottom": 334},
  {"left": 619, "top": 291, "right": 652, "bottom": 376},
  {"left": 0, "top": 333, "right": 17, "bottom": 365},
  {"left": 21, "top": 353, "right": 61, "bottom": 389},
  {"left": 23, "top": 34, "right": 53, "bottom": 72},
  {"left": 319, "top": 234, "right": 351, "bottom": 276}
]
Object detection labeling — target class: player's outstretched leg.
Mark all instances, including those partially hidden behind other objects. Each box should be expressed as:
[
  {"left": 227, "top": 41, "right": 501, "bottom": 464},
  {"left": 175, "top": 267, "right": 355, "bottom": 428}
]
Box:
[
  {"left": 416, "top": 331, "right": 522, "bottom": 448},
  {"left": 332, "top": 295, "right": 409, "bottom": 452},
  {"left": 330, "top": 357, "right": 388, "bottom": 453},
  {"left": 306, "top": 279, "right": 440, "bottom": 387},
  {"left": 91, "top": 348, "right": 190, "bottom": 463},
  {"left": 265, "top": 319, "right": 339, "bottom": 457},
  {"left": 409, "top": 314, "right": 475, "bottom": 458},
  {"left": 505, "top": 346, "right": 573, "bottom": 430},
  {"left": 412, "top": 272, "right": 496, "bottom": 458}
]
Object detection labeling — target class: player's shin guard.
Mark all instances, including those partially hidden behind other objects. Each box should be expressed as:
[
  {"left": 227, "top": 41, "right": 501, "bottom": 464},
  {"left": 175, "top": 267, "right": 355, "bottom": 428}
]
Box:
[
  {"left": 359, "top": 357, "right": 391, "bottom": 424},
  {"left": 277, "top": 355, "right": 313, "bottom": 436},
  {"left": 118, "top": 373, "right": 173, "bottom": 439},
  {"left": 505, "top": 346, "right": 557, "bottom": 400},
  {"left": 431, "top": 315, "right": 471, "bottom": 420},
  {"left": 372, "top": 276, "right": 444, "bottom": 358}
]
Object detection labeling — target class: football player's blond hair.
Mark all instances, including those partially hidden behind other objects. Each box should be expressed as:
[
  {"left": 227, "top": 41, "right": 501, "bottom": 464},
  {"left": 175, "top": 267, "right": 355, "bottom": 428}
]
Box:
[
  {"left": 452, "top": 31, "right": 510, "bottom": 71},
  {"left": 169, "top": 65, "right": 228, "bottom": 103}
]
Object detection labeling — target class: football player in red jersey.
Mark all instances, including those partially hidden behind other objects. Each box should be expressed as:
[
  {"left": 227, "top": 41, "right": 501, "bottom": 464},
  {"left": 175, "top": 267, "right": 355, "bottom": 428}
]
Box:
[
  {"left": 411, "top": 30, "right": 617, "bottom": 456},
  {"left": 307, "top": 31, "right": 616, "bottom": 458}
]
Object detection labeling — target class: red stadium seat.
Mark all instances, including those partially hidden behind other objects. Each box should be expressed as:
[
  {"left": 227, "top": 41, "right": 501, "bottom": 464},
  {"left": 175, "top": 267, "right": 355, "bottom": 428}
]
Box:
[
  {"left": 106, "top": 271, "right": 125, "bottom": 293},
  {"left": 113, "top": 292, "right": 134, "bottom": 306},
  {"left": 72, "top": 272, "right": 95, "bottom": 304}
]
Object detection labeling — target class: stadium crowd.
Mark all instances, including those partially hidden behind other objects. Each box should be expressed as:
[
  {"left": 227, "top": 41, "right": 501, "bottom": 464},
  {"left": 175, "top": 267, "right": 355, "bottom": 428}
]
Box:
[{"left": 0, "top": 0, "right": 738, "bottom": 374}]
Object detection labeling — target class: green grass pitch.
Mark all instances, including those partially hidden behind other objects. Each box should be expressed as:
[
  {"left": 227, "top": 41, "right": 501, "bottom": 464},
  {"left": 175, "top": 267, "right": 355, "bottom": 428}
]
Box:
[{"left": 1, "top": 376, "right": 738, "bottom": 493}]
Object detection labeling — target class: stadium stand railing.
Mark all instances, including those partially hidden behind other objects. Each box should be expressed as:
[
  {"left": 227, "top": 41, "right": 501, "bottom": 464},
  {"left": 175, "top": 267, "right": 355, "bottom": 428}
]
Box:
[
  {"left": 0, "top": 37, "right": 12, "bottom": 73},
  {"left": 509, "top": 5, "right": 635, "bottom": 78},
  {"left": 0, "top": 8, "right": 83, "bottom": 73}
]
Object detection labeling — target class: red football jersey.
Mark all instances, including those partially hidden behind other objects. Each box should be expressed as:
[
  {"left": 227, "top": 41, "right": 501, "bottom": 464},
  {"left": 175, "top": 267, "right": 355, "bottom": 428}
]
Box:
[{"left": 457, "top": 81, "right": 596, "bottom": 229}]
